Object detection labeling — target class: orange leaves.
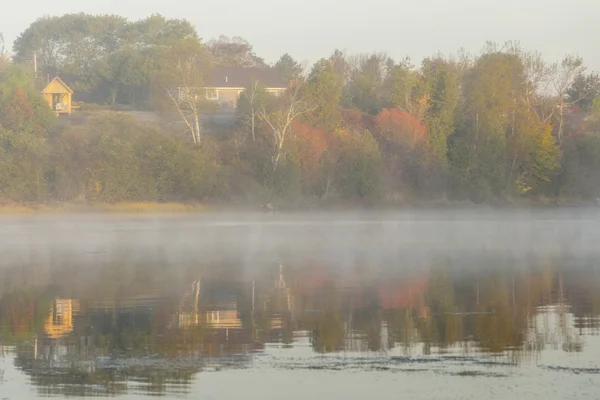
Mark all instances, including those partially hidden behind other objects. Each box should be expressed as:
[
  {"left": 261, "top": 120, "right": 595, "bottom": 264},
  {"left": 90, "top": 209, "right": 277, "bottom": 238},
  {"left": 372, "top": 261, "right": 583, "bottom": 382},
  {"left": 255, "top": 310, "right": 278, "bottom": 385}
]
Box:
[
  {"left": 341, "top": 108, "right": 365, "bottom": 129},
  {"left": 293, "top": 121, "right": 328, "bottom": 171},
  {"left": 1, "top": 88, "right": 36, "bottom": 131},
  {"left": 373, "top": 108, "right": 428, "bottom": 148}
]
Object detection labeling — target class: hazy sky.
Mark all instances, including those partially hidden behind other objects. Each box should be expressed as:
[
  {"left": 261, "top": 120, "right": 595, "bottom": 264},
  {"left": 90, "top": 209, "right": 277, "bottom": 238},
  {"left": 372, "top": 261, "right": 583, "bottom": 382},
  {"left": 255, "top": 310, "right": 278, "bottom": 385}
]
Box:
[{"left": 2, "top": 0, "right": 599, "bottom": 71}]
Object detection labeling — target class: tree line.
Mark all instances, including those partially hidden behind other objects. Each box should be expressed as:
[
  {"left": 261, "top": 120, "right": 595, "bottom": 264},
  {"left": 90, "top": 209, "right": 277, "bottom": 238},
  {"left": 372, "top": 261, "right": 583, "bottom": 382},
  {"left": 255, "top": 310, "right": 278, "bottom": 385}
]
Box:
[{"left": 1, "top": 13, "right": 600, "bottom": 205}]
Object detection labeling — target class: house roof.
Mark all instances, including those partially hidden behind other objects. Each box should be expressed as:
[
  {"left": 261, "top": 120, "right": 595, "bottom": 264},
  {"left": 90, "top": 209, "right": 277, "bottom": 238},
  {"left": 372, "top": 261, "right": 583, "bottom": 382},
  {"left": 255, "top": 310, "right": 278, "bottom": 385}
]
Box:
[
  {"left": 205, "top": 66, "right": 287, "bottom": 89},
  {"left": 41, "top": 77, "right": 73, "bottom": 94}
]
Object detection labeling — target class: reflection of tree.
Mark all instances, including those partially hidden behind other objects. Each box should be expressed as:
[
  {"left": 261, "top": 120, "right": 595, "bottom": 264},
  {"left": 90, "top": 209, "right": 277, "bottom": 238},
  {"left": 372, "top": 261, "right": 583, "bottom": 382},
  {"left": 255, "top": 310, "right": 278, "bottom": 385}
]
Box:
[
  {"left": 2, "top": 255, "right": 600, "bottom": 390},
  {"left": 384, "top": 307, "right": 419, "bottom": 355},
  {"left": 418, "top": 264, "right": 460, "bottom": 352},
  {"left": 472, "top": 274, "right": 514, "bottom": 353},
  {"left": 352, "top": 301, "right": 382, "bottom": 352},
  {"left": 309, "top": 285, "right": 345, "bottom": 353},
  {"left": 0, "top": 290, "right": 52, "bottom": 344}
]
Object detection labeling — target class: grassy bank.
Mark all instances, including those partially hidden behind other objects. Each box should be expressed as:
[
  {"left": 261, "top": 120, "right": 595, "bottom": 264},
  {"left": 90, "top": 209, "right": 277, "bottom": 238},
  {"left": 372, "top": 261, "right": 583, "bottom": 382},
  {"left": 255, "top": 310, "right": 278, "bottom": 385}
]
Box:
[
  {"left": 0, "top": 202, "right": 206, "bottom": 215},
  {"left": 0, "top": 196, "right": 597, "bottom": 216}
]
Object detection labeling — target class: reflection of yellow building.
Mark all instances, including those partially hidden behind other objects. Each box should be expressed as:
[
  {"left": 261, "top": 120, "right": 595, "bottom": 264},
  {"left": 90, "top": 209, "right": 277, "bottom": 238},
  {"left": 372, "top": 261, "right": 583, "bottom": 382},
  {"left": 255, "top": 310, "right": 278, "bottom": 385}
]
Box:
[
  {"left": 177, "top": 303, "right": 242, "bottom": 329},
  {"left": 204, "top": 306, "right": 242, "bottom": 329},
  {"left": 44, "top": 299, "right": 75, "bottom": 339}
]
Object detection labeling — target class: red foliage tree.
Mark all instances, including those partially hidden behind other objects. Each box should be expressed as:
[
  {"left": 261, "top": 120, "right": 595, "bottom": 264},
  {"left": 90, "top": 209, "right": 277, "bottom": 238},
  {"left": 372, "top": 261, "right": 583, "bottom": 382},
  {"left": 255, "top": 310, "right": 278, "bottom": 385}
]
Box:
[
  {"left": 341, "top": 108, "right": 366, "bottom": 129},
  {"left": 373, "top": 108, "right": 428, "bottom": 148},
  {"left": 293, "top": 121, "right": 328, "bottom": 172},
  {"left": 0, "top": 88, "right": 37, "bottom": 132}
]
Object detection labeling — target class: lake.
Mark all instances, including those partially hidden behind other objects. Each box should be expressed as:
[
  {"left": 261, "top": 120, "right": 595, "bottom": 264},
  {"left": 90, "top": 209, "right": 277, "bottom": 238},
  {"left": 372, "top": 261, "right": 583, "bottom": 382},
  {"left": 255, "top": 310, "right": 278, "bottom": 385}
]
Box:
[{"left": 0, "top": 210, "right": 599, "bottom": 399}]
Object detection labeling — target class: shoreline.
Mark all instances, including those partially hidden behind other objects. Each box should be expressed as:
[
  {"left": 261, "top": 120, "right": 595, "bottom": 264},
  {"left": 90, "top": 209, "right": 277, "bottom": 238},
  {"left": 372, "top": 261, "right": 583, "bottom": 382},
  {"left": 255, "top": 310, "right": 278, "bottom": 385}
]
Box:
[{"left": 0, "top": 199, "right": 597, "bottom": 215}]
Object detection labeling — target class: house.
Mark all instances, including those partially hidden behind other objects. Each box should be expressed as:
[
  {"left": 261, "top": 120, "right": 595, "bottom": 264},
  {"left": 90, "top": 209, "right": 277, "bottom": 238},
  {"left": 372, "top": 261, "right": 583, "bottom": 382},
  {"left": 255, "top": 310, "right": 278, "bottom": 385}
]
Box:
[
  {"left": 41, "top": 77, "right": 74, "bottom": 115},
  {"left": 201, "top": 66, "right": 287, "bottom": 110}
]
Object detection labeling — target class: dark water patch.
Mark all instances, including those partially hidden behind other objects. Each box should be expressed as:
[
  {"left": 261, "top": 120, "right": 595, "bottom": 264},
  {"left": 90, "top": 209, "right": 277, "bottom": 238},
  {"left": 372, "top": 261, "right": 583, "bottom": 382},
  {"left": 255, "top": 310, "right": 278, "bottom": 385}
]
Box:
[{"left": 542, "top": 366, "right": 600, "bottom": 374}]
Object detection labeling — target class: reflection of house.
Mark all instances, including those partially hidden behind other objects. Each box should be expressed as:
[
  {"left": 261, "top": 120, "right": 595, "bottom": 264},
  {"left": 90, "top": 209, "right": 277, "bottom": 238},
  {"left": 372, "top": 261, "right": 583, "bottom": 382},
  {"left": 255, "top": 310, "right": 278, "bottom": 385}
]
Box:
[
  {"left": 41, "top": 77, "right": 74, "bottom": 115},
  {"left": 44, "top": 299, "right": 77, "bottom": 339},
  {"left": 204, "top": 302, "right": 242, "bottom": 329},
  {"left": 201, "top": 67, "right": 287, "bottom": 109},
  {"left": 176, "top": 279, "right": 243, "bottom": 330}
]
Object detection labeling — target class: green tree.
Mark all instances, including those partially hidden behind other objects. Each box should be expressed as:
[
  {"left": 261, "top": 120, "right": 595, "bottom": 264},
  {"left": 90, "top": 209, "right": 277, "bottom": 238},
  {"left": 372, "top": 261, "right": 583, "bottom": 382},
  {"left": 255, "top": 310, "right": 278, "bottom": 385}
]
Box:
[
  {"left": 418, "top": 57, "right": 460, "bottom": 163},
  {"left": 274, "top": 53, "right": 303, "bottom": 84},
  {"left": 302, "top": 59, "right": 343, "bottom": 130},
  {"left": 558, "top": 133, "right": 600, "bottom": 200},
  {"left": 13, "top": 13, "right": 198, "bottom": 105},
  {"left": 566, "top": 72, "right": 600, "bottom": 112},
  {"left": 449, "top": 52, "right": 525, "bottom": 202},
  {"left": 329, "top": 49, "right": 349, "bottom": 84},
  {"left": 383, "top": 57, "right": 417, "bottom": 112},
  {"left": 343, "top": 53, "right": 392, "bottom": 114},
  {"left": 337, "top": 129, "right": 383, "bottom": 198},
  {"left": 207, "top": 35, "right": 267, "bottom": 68}
]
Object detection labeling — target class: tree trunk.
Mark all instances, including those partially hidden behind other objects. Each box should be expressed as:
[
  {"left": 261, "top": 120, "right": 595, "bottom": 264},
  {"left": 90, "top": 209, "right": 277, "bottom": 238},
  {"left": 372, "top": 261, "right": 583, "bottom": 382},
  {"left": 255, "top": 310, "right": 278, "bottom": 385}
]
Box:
[
  {"left": 558, "top": 100, "right": 565, "bottom": 145},
  {"left": 194, "top": 114, "right": 201, "bottom": 145},
  {"left": 251, "top": 110, "right": 256, "bottom": 142}
]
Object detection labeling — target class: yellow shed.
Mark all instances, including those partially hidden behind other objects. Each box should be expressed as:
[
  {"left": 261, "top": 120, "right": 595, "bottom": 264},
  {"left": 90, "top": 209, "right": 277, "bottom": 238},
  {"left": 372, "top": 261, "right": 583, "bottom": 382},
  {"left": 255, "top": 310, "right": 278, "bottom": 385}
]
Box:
[{"left": 41, "top": 77, "right": 73, "bottom": 115}]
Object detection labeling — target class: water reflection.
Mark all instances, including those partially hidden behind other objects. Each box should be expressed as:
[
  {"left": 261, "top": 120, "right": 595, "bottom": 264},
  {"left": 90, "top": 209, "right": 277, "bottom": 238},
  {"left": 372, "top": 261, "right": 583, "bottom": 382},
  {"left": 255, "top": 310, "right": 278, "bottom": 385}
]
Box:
[{"left": 1, "top": 256, "right": 599, "bottom": 396}]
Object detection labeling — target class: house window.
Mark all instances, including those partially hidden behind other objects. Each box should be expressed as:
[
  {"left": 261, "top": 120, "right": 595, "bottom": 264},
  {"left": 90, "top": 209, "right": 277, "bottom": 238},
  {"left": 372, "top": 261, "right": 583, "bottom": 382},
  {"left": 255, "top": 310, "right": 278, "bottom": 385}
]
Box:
[
  {"left": 205, "top": 89, "right": 219, "bottom": 100},
  {"left": 267, "top": 89, "right": 284, "bottom": 97}
]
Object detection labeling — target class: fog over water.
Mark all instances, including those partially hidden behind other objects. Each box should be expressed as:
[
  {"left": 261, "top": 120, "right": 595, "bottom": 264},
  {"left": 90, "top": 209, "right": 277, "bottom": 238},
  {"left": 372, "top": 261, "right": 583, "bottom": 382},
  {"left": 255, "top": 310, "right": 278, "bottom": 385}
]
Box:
[
  {"left": 1, "top": 209, "right": 599, "bottom": 399},
  {"left": 2, "top": 209, "right": 599, "bottom": 268}
]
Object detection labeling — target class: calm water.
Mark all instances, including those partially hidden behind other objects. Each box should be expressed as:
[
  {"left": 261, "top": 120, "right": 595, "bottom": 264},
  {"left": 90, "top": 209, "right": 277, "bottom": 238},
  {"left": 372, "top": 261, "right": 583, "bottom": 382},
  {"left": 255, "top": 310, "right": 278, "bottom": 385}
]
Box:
[{"left": 1, "top": 211, "right": 599, "bottom": 399}]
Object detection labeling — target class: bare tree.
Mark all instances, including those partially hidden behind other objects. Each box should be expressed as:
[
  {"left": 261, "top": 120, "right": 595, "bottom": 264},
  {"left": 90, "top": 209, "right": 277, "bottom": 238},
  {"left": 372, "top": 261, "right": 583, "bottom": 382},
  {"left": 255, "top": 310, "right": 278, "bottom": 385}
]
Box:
[
  {"left": 258, "top": 84, "right": 316, "bottom": 179},
  {"left": 239, "top": 80, "right": 265, "bottom": 142},
  {"left": 548, "top": 56, "right": 586, "bottom": 143},
  {"left": 0, "top": 33, "right": 9, "bottom": 67},
  {"left": 157, "top": 38, "right": 211, "bottom": 145}
]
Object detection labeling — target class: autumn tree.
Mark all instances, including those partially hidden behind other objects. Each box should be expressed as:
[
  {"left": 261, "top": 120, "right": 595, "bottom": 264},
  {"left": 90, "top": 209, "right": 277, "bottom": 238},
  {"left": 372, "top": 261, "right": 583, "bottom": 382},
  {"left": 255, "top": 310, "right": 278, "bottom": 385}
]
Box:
[
  {"left": 0, "top": 64, "right": 54, "bottom": 133},
  {"left": 507, "top": 111, "right": 559, "bottom": 194},
  {"left": 292, "top": 122, "right": 329, "bottom": 196},
  {"left": 258, "top": 84, "right": 316, "bottom": 194},
  {"left": 0, "top": 65, "right": 55, "bottom": 201},
  {"left": 373, "top": 109, "right": 431, "bottom": 197}
]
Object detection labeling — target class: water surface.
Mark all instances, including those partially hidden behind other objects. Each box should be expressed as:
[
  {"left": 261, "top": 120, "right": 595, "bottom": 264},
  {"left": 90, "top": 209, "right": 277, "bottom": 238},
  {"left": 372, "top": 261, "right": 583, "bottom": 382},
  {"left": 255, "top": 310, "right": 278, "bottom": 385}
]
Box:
[{"left": 0, "top": 211, "right": 599, "bottom": 399}]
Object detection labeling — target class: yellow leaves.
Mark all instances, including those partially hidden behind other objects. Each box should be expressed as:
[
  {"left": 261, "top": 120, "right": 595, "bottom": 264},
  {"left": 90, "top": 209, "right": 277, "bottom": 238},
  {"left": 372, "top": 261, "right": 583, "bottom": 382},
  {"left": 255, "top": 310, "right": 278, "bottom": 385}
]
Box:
[
  {"left": 414, "top": 93, "right": 431, "bottom": 122},
  {"left": 532, "top": 123, "right": 560, "bottom": 184}
]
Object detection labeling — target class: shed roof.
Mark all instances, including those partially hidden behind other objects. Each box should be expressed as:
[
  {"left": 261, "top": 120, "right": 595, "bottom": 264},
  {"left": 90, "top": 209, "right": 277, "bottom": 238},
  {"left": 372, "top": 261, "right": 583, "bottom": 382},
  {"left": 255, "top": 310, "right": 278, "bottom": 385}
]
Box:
[
  {"left": 205, "top": 66, "right": 287, "bottom": 89},
  {"left": 41, "top": 77, "right": 73, "bottom": 94}
]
